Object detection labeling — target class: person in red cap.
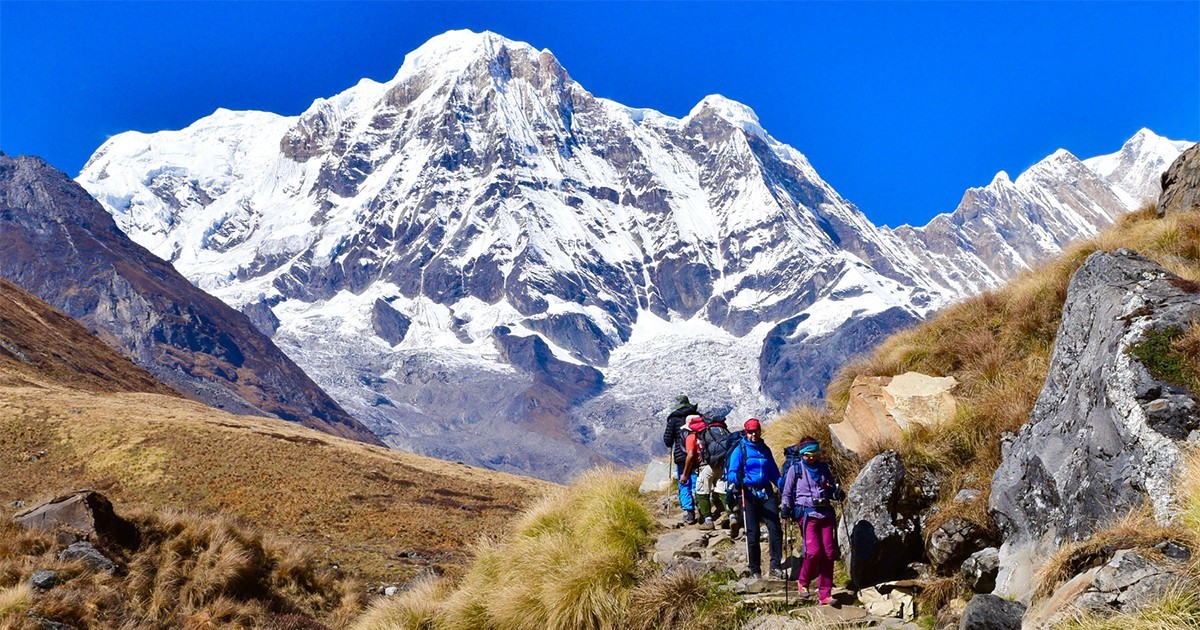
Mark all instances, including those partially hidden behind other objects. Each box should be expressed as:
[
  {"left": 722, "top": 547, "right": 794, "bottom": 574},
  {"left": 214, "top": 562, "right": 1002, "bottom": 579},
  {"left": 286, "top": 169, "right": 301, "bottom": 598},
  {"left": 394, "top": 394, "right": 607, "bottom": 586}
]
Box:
[{"left": 724, "top": 418, "right": 784, "bottom": 580}]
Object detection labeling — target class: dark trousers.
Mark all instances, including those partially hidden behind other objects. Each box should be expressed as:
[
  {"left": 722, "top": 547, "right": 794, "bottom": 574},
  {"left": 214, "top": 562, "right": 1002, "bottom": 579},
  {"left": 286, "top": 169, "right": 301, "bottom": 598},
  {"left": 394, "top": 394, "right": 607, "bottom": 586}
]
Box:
[{"left": 741, "top": 490, "right": 782, "bottom": 574}]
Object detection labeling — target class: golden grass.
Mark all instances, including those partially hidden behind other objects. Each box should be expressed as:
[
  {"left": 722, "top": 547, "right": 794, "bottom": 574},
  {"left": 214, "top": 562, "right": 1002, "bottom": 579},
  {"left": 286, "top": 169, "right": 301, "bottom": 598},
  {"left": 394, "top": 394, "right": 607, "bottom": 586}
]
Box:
[
  {"left": 0, "top": 583, "right": 32, "bottom": 618},
  {"left": 1183, "top": 452, "right": 1200, "bottom": 537},
  {"left": 352, "top": 574, "right": 448, "bottom": 630},
  {"left": 0, "top": 384, "right": 551, "bottom": 589},
  {"left": 0, "top": 509, "right": 360, "bottom": 628},
  {"left": 1054, "top": 586, "right": 1200, "bottom": 630},
  {"left": 360, "top": 469, "right": 654, "bottom": 630}
]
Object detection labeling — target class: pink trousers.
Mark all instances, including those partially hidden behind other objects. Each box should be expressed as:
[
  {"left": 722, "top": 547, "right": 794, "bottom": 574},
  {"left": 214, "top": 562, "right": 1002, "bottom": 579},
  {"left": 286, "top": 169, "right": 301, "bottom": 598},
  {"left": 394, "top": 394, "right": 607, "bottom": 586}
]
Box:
[{"left": 797, "top": 514, "right": 838, "bottom": 600}]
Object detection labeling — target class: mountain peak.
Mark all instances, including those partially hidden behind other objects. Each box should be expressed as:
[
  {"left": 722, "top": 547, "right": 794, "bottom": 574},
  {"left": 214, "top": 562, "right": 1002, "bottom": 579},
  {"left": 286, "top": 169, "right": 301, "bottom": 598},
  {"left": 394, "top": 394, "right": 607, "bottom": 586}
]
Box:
[
  {"left": 393, "top": 29, "right": 545, "bottom": 81},
  {"left": 687, "top": 94, "right": 766, "bottom": 138}
]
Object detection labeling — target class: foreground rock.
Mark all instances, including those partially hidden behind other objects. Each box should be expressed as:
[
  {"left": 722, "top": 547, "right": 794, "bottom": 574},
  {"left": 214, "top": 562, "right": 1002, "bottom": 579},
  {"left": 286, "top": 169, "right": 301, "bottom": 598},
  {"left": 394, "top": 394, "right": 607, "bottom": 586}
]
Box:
[
  {"left": 1025, "top": 549, "right": 1190, "bottom": 628},
  {"left": 989, "top": 250, "right": 1200, "bottom": 601},
  {"left": 839, "top": 451, "right": 927, "bottom": 587},
  {"left": 959, "top": 594, "right": 1024, "bottom": 630},
  {"left": 14, "top": 490, "right": 139, "bottom": 548},
  {"left": 1157, "top": 142, "right": 1200, "bottom": 216}
]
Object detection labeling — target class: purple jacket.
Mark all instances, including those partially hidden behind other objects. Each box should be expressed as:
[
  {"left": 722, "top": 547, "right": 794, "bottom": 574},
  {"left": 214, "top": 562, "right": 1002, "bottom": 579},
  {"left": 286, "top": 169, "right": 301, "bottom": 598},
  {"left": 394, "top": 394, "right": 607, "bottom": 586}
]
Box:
[{"left": 781, "top": 460, "right": 839, "bottom": 518}]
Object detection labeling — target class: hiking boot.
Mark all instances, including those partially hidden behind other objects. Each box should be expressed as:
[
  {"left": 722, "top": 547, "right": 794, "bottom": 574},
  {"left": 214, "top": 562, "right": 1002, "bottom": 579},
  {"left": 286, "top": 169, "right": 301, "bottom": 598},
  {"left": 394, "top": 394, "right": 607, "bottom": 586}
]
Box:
[
  {"left": 798, "top": 585, "right": 813, "bottom": 599},
  {"left": 682, "top": 510, "right": 697, "bottom": 525},
  {"left": 768, "top": 567, "right": 787, "bottom": 581},
  {"left": 699, "top": 517, "right": 715, "bottom": 531},
  {"left": 729, "top": 515, "right": 741, "bottom": 539}
]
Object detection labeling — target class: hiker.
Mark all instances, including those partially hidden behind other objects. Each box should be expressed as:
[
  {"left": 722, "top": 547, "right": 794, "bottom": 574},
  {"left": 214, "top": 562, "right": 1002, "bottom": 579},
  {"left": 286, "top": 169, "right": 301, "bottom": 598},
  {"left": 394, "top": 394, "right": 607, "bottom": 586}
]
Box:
[
  {"left": 725, "top": 418, "right": 785, "bottom": 580},
  {"left": 663, "top": 395, "right": 701, "bottom": 524},
  {"left": 780, "top": 436, "right": 846, "bottom": 605},
  {"left": 681, "top": 414, "right": 726, "bottom": 530}
]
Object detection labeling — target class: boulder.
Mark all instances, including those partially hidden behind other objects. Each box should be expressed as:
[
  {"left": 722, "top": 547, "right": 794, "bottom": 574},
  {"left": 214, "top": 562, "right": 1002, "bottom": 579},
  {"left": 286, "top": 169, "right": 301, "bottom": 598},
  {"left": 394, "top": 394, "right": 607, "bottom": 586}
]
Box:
[
  {"left": 960, "top": 547, "right": 999, "bottom": 594},
  {"left": 839, "top": 451, "right": 926, "bottom": 587},
  {"left": 927, "top": 517, "right": 987, "bottom": 569},
  {"left": 639, "top": 458, "right": 671, "bottom": 494},
  {"left": 14, "top": 491, "right": 139, "bottom": 548},
  {"left": 1158, "top": 143, "right": 1200, "bottom": 216},
  {"left": 989, "top": 251, "right": 1200, "bottom": 601},
  {"left": 830, "top": 373, "right": 957, "bottom": 457},
  {"left": 959, "top": 594, "right": 1024, "bottom": 630}
]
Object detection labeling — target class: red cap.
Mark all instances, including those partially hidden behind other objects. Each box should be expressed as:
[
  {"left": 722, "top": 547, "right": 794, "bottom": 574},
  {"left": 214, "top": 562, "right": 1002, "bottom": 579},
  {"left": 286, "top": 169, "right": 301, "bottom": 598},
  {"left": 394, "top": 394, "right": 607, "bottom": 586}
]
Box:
[{"left": 744, "top": 418, "right": 761, "bottom": 431}]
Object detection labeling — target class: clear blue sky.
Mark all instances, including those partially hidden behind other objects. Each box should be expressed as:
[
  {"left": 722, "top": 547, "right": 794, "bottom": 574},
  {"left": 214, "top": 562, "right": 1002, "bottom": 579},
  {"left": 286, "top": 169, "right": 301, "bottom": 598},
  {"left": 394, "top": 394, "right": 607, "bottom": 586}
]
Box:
[{"left": 2, "top": 2, "right": 1197, "bottom": 227}]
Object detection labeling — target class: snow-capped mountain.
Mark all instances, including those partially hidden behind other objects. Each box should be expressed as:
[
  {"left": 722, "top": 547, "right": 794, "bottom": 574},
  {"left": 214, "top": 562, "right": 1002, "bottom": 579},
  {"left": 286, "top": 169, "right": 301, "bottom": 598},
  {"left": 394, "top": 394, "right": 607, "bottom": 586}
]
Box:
[{"left": 77, "top": 30, "right": 1191, "bottom": 480}]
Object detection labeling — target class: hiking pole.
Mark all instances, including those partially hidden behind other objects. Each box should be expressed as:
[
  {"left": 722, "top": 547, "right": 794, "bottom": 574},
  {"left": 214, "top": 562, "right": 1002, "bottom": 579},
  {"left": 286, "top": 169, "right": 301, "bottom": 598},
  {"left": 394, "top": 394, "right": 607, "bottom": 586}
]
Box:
[{"left": 784, "top": 516, "right": 790, "bottom": 606}]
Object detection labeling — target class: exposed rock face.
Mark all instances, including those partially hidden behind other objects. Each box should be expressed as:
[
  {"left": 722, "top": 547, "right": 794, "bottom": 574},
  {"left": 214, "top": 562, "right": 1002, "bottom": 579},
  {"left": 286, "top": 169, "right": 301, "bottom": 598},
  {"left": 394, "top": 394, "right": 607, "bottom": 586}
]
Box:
[
  {"left": 839, "top": 451, "right": 928, "bottom": 587},
  {"left": 829, "top": 373, "right": 957, "bottom": 457},
  {"left": 989, "top": 250, "right": 1200, "bottom": 601},
  {"left": 0, "top": 155, "right": 381, "bottom": 445},
  {"left": 1158, "top": 143, "right": 1200, "bottom": 216},
  {"left": 0, "top": 278, "right": 174, "bottom": 394}
]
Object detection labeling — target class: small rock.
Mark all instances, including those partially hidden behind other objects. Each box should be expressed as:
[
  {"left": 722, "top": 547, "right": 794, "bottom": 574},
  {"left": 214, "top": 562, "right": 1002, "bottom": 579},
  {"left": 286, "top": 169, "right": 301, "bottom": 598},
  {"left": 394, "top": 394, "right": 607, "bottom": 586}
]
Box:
[
  {"left": 57, "top": 541, "right": 117, "bottom": 574},
  {"left": 10, "top": 500, "right": 26, "bottom": 508},
  {"left": 1154, "top": 540, "right": 1192, "bottom": 563},
  {"left": 954, "top": 489, "right": 981, "bottom": 503},
  {"left": 960, "top": 547, "right": 999, "bottom": 594},
  {"left": 30, "top": 570, "right": 57, "bottom": 590},
  {"left": 383, "top": 586, "right": 398, "bottom": 597}
]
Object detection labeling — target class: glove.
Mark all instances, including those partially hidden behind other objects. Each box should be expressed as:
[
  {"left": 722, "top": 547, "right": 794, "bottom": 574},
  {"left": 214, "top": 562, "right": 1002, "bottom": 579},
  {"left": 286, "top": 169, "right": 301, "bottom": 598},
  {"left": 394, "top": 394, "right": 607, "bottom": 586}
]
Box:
[{"left": 832, "top": 488, "right": 847, "bottom": 502}]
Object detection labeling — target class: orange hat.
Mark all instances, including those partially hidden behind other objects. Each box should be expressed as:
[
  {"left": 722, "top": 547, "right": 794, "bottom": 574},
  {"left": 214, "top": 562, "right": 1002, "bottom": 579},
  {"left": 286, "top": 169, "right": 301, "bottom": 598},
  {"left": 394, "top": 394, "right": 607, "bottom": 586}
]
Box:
[{"left": 744, "top": 418, "right": 761, "bottom": 431}]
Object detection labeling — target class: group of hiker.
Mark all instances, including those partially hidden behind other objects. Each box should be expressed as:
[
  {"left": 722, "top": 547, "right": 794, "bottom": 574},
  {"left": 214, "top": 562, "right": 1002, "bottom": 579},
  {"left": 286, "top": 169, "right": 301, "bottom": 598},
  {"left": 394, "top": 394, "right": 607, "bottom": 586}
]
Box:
[{"left": 663, "top": 395, "right": 845, "bottom": 605}]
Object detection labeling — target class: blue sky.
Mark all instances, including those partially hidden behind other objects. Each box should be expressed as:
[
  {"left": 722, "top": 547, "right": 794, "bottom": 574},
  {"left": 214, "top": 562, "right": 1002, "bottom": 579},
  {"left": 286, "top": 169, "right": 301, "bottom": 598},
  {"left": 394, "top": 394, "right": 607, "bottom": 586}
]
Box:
[{"left": 2, "top": 2, "right": 1197, "bottom": 227}]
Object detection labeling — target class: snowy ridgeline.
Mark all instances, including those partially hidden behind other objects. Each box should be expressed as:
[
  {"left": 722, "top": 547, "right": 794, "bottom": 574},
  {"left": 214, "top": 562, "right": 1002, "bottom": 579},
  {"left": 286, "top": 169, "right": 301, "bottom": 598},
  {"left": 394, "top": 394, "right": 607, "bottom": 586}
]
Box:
[{"left": 77, "top": 30, "right": 1193, "bottom": 480}]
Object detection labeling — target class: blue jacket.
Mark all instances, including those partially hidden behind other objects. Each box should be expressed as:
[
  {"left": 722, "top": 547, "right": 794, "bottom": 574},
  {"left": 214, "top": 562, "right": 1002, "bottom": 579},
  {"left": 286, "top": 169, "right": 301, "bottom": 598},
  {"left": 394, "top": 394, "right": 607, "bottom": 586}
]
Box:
[{"left": 725, "top": 437, "right": 781, "bottom": 491}]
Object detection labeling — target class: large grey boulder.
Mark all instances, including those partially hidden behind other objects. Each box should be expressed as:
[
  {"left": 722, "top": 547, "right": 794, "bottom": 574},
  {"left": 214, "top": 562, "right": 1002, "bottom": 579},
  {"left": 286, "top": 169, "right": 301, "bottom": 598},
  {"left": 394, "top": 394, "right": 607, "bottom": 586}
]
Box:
[
  {"left": 990, "top": 250, "right": 1200, "bottom": 601},
  {"left": 1025, "top": 549, "right": 1188, "bottom": 628},
  {"left": 839, "top": 450, "right": 927, "bottom": 587},
  {"left": 926, "top": 517, "right": 987, "bottom": 570},
  {"left": 960, "top": 547, "right": 999, "bottom": 594}
]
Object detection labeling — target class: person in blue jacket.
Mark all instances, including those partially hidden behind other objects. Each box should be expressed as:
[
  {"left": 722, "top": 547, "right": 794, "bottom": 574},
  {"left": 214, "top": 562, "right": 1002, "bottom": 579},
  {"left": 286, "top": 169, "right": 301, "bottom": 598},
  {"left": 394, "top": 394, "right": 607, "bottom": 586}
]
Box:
[{"left": 725, "top": 418, "right": 784, "bottom": 580}]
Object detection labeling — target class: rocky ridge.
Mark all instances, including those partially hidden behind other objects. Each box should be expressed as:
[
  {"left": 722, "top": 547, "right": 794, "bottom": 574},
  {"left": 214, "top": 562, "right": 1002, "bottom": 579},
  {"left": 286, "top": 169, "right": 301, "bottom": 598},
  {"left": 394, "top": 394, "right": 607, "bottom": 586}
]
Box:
[
  {"left": 74, "top": 30, "right": 1193, "bottom": 478},
  {"left": 0, "top": 154, "right": 381, "bottom": 444}
]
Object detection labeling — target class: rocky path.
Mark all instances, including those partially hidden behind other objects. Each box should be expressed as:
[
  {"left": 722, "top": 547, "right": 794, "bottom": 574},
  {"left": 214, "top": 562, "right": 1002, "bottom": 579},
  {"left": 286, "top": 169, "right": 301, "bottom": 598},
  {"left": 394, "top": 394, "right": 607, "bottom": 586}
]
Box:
[{"left": 651, "top": 514, "right": 922, "bottom": 629}]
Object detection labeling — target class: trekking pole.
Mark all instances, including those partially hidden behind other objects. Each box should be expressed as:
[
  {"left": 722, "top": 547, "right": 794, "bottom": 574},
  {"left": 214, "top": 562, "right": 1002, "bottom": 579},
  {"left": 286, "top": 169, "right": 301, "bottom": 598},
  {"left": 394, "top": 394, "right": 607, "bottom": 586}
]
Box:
[{"left": 784, "top": 517, "right": 790, "bottom": 606}]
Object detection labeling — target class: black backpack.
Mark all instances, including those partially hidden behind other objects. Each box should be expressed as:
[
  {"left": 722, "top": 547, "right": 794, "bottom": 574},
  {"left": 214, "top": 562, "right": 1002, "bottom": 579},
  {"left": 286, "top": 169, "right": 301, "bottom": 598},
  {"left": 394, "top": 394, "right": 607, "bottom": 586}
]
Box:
[
  {"left": 781, "top": 444, "right": 805, "bottom": 481},
  {"left": 699, "top": 416, "right": 738, "bottom": 469}
]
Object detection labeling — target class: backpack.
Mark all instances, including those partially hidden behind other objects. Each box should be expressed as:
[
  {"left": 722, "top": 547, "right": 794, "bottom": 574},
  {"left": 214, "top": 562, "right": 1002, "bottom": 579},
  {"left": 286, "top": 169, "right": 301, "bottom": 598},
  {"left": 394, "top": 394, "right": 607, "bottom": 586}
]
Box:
[
  {"left": 781, "top": 444, "right": 805, "bottom": 482},
  {"left": 699, "top": 416, "right": 739, "bottom": 469}
]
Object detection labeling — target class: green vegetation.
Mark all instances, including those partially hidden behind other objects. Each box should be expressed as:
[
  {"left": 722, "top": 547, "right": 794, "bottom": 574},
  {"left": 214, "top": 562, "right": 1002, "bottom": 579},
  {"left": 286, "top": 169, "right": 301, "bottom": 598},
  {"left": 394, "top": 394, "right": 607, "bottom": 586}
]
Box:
[{"left": 1129, "top": 324, "right": 1200, "bottom": 394}]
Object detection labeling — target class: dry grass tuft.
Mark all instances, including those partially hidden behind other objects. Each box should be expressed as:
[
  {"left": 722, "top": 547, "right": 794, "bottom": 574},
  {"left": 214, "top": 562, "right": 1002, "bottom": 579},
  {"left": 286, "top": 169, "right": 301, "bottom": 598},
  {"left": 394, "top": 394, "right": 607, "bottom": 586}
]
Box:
[
  {"left": 1182, "top": 452, "right": 1200, "bottom": 539},
  {"left": 0, "top": 509, "right": 359, "bottom": 628},
  {"left": 915, "top": 575, "right": 965, "bottom": 616},
  {"left": 352, "top": 574, "right": 448, "bottom": 630},
  {"left": 362, "top": 468, "right": 653, "bottom": 630},
  {"left": 0, "top": 583, "right": 32, "bottom": 617},
  {"left": 626, "top": 567, "right": 710, "bottom": 630}
]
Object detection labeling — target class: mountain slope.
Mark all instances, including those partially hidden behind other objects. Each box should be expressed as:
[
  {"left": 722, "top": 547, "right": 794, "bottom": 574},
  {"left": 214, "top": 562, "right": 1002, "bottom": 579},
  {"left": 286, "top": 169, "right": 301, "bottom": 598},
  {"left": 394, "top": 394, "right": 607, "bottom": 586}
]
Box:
[
  {"left": 0, "top": 154, "right": 381, "bottom": 445},
  {"left": 75, "top": 30, "right": 1192, "bottom": 479}
]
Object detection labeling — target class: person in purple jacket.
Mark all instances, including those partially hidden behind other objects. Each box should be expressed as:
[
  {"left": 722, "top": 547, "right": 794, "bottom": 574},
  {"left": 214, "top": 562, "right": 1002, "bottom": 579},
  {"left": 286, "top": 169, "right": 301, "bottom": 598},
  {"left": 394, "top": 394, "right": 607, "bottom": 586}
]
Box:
[{"left": 780, "top": 436, "right": 846, "bottom": 605}]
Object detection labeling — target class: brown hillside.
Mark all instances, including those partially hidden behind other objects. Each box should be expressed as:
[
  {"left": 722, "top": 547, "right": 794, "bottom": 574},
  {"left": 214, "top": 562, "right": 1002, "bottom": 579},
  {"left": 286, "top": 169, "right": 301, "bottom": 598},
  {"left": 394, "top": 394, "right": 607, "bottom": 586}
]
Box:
[
  {"left": 0, "top": 277, "right": 175, "bottom": 394},
  {"left": 0, "top": 383, "right": 553, "bottom": 586}
]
